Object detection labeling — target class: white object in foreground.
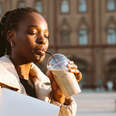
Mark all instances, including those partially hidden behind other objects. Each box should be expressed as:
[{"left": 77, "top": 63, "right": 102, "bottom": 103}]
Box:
[{"left": 0, "top": 88, "right": 59, "bottom": 116}]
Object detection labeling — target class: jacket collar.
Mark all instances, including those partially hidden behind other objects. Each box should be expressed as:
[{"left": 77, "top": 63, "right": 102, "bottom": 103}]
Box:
[{"left": 0, "top": 55, "right": 21, "bottom": 91}]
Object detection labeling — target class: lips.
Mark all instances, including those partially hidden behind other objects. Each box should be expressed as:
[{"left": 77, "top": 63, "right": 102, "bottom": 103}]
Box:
[
  {"left": 36, "top": 49, "right": 45, "bottom": 55},
  {"left": 34, "top": 47, "right": 47, "bottom": 56}
]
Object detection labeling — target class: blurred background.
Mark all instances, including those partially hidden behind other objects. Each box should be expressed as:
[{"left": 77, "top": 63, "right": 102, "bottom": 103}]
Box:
[{"left": 0, "top": 0, "right": 116, "bottom": 115}]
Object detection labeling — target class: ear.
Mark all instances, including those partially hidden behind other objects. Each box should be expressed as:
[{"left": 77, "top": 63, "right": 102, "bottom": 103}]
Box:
[{"left": 7, "top": 30, "right": 16, "bottom": 48}]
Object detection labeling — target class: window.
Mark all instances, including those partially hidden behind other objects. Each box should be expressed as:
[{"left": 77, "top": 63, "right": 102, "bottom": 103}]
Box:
[
  {"left": 60, "top": 19, "right": 71, "bottom": 45},
  {"left": 61, "top": 0, "right": 69, "bottom": 13},
  {"left": 78, "top": 29, "right": 88, "bottom": 45},
  {"left": 107, "top": 0, "right": 116, "bottom": 11},
  {"left": 78, "top": 0, "right": 87, "bottom": 12},
  {"left": 18, "top": 1, "right": 25, "bottom": 8},
  {"left": 35, "top": 1, "right": 43, "bottom": 13},
  {"left": 60, "top": 30, "right": 70, "bottom": 45},
  {"left": 107, "top": 59, "right": 116, "bottom": 81},
  {"left": 107, "top": 29, "right": 116, "bottom": 44}
]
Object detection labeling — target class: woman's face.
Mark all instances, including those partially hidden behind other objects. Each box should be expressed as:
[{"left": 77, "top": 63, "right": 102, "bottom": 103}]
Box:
[{"left": 11, "top": 12, "right": 49, "bottom": 64}]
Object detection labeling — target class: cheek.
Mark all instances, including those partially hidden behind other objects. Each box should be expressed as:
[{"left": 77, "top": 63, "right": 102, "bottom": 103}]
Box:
[
  {"left": 16, "top": 36, "right": 34, "bottom": 55},
  {"left": 46, "top": 40, "right": 49, "bottom": 49},
  {"left": 26, "top": 35, "right": 36, "bottom": 46}
]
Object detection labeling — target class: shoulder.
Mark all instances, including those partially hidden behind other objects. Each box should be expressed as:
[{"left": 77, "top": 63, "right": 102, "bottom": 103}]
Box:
[
  {"left": 0, "top": 55, "right": 9, "bottom": 75},
  {"left": 0, "top": 55, "right": 20, "bottom": 90},
  {"left": 0, "top": 55, "right": 13, "bottom": 75}
]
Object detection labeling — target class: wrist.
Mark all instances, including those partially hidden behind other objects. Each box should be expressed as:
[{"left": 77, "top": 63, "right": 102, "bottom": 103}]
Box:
[{"left": 50, "top": 91, "right": 65, "bottom": 104}]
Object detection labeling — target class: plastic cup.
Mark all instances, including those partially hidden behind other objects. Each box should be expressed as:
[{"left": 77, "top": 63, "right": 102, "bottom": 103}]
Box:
[
  {"left": 47, "top": 53, "right": 69, "bottom": 71},
  {"left": 47, "top": 53, "right": 81, "bottom": 97}
]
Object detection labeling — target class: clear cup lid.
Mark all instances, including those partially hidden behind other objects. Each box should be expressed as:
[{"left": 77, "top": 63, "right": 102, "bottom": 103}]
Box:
[{"left": 47, "top": 53, "right": 69, "bottom": 70}]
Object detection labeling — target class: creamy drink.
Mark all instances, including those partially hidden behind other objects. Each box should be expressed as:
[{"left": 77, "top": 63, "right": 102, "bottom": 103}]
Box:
[
  {"left": 51, "top": 70, "right": 81, "bottom": 97},
  {"left": 47, "top": 53, "right": 81, "bottom": 97}
]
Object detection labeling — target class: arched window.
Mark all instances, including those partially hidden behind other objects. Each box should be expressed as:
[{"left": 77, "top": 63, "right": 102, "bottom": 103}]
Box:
[
  {"left": 60, "top": 19, "right": 71, "bottom": 46},
  {"left": 35, "top": 0, "right": 43, "bottom": 13},
  {"left": 17, "top": 0, "right": 25, "bottom": 8},
  {"left": 78, "top": 0, "right": 87, "bottom": 12},
  {"left": 61, "top": 0, "right": 69, "bottom": 13},
  {"left": 107, "top": 28, "right": 116, "bottom": 44},
  {"left": 78, "top": 29, "right": 88, "bottom": 45},
  {"left": 107, "top": 0, "right": 116, "bottom": 11},
  {"left": 106, "top": 16, "right": 116, "bottom": 44},
  {"left": 60, "top": 30, "right": 70, "bottom": 45}
]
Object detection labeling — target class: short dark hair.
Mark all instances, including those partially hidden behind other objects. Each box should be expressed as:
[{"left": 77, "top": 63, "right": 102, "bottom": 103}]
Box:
[{"left": 0, "top": 7, "right": 39, "bottom": 56}]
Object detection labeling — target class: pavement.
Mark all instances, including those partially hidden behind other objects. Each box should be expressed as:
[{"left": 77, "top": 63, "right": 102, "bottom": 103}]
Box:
[
  {"left": 76, "top": 111, "right": 116, "bottom": 116},
  {"left": 74, "top": 90, "right": 116, "bottom": 116}
]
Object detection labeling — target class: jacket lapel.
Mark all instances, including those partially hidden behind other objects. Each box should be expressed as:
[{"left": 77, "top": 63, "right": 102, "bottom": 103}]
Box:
[{"left": 0, "top": 56, "right": 21, "bottom": 91}]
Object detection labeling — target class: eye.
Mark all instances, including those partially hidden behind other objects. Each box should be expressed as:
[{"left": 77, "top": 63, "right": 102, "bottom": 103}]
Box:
[
  {"left": 44, "top": 33, "right": 49, "bottom": 39},
  {"left": 27, "top": 29, "right": 38, "bottom": 35}
]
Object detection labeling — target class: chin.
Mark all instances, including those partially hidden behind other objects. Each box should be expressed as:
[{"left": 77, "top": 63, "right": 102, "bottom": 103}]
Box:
[{"left": 34, "top": 54, "right": 45, "bottom": 64}]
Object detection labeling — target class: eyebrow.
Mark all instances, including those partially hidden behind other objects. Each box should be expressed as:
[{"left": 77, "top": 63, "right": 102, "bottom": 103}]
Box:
[
  {"left": 27, "top": 25, "right": 48, "bottom": 33},
  {"left": 28, "top": 25, "right": 40, "bottom": 28}
]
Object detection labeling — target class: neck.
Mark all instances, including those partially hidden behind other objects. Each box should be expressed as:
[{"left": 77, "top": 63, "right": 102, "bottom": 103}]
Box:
[
  {"left": 10, "top": 54, "right": 32, "bottom": 66},
  {"left": 10, "top": 54, "right": 32, "bottom": 80}
]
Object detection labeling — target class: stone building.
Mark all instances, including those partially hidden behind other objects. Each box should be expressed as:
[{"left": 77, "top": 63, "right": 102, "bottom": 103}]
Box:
[{"left": 0, "top": 0, "right": 116, "bottom": 89}]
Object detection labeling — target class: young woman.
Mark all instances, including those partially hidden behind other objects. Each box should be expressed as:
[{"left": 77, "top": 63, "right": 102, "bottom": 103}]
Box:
[{"left": 0, "top": 7, "right": 82, "bottom": 116}]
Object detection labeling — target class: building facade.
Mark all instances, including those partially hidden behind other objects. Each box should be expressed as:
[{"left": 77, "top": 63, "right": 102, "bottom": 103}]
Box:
[{"left": 0, "top": 0, "right": 116, "bottom": 89}]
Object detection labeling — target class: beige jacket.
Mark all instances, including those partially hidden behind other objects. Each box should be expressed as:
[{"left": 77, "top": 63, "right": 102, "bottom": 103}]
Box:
[{"left": 0, "top": 55, "right": 77, "bottom": 116}]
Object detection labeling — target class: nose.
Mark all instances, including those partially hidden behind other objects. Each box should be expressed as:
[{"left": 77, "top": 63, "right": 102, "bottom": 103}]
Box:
[{"left": 36, "top": 34, "right": 47, "bottom": 45}]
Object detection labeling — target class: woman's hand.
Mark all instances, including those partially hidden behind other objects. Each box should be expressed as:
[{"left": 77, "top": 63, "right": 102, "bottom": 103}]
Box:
[
  {"left": 47, "top": 71, "right": 65, "bottom": 104},
  {"left": 46, "top": 60, "right": 82, "bottom": 104},
  {"left": 67, "top": 61, "right": 82, "bottom": 82}
]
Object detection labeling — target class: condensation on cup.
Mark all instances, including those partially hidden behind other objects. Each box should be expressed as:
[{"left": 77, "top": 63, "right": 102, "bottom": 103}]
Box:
[{"left": 47, "top": 53, "right": 81, "bottom": 97}]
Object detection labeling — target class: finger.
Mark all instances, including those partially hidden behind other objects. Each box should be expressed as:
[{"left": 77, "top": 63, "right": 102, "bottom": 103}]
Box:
[
  {"left": 68, "top": 60, "right": 78, "bottom": 68},
  {"left": 67, "top": 63, "right": 78, "bottom": 69},
  {"left": 75, "top": 72, "right": 82, "bottom": 82},
  {"left": 46, "top": 71, "right": 54, "bottom": 80},
  {"left": 47, "top": 71, "right": 60, "bottom": 89},
  {"left": 68, "top": 60, "right": 74, "bottom": 64},
  {"left": 70, "top": 69, "right": 80, "bottom": 74},
  {"left": 51, "top": 78, "right": 59, "bottom": 90},
  {"left": 68, "top": 61, "right": 77, "bottom": 66}
]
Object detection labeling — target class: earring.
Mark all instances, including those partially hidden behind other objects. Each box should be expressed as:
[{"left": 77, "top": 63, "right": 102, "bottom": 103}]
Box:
[{"left": 10, "top": 41, "right": 13, "bottom": 48}]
